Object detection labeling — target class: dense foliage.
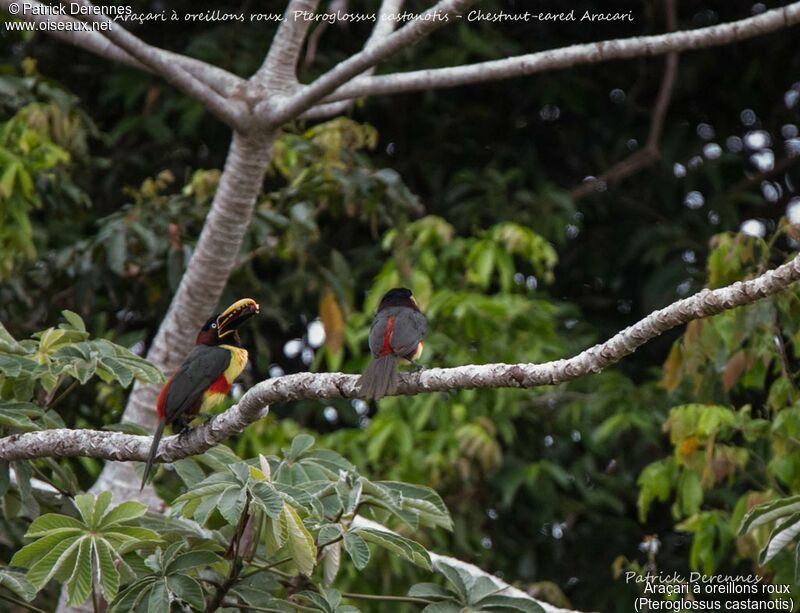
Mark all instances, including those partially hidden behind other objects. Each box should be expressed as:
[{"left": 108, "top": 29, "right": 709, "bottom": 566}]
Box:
[{"left": 2, "top": 1, "right": 800, "bottom": 611}]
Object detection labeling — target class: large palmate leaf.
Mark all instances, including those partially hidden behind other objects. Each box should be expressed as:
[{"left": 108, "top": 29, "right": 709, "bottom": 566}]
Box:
[
  {"left": 108, "top": 542, "right": 220, "bottom": 613},
  {"left": 352, "top": 527, "right": 431, "bottom": 570},
  {"left": 11, "top": 492, "right": 157, "bottom": 605}
]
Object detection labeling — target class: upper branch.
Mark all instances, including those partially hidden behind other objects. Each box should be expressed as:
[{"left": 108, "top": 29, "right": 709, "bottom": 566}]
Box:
[
  {"left": 298, "top": 0, "right": 406, "bottom": 121},
  {"left": 258, "top": 0, "right": 477, "bottom": 125},
  {"left": 63, "top": 0, "right": 246, "bottom": 128},
  {"left": 3, "top": 252, "right": 800, "bottom": 463},
  {"left": 254, "top": 0, "right": 321, "bottom": 90},
  {"left": 321, "top": 2, "right": 800, "bottom": 102}
]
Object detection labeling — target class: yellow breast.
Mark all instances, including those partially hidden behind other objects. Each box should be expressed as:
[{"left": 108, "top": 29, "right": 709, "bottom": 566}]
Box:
[
  {"left": 199, "top": 345, "right": 249, "bottom": 414},
  {"left": 220, "top": 344, "right": 249, "bottom": 382}
]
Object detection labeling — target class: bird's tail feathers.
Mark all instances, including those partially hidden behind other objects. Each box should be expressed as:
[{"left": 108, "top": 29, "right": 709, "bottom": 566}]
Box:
[
  {"left": 359, "top": 354, "right": 398, "bottom": 400},
  {"left": 140, "top": 420, "right": 166, "bottom": 491}
]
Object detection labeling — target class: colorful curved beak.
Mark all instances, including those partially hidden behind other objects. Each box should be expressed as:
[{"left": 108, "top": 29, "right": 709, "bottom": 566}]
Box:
[{"left": 217, "top": 298, "right": 260, "bottom": 337}]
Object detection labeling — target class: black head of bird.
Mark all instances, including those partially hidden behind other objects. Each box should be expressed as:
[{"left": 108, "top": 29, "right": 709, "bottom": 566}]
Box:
[{"left": 196, "top": 298, "right": 260, "bottom": 347}]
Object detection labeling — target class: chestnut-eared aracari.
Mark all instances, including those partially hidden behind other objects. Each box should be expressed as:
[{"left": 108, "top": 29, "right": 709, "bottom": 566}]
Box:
[
  {"left": 140, "top": 298, "right": 260, "bottom": 490},
  {"left": 359, "top": 288, "right": 427, "bottom": 400}
]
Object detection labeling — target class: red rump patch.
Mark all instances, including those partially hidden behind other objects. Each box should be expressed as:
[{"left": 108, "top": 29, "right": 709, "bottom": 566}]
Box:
[
  {"left": 209, "top": 375, "right": 232, "bottom": 395},
  {"left": 381, "top": 315, "right": 396, "bottom": 356},
  {"left": 156, "top": 378, "right": 171, "bottom": 418}
]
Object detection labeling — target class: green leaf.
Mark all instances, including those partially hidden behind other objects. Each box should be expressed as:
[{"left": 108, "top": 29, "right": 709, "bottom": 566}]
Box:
[
  {"left": 97, "top": 500, "right": 147, "bottom": 529},
  {"left": 353, "top": 528, "right": 431, "bottom": 570},
  {"left": 229, "top": 573, "right": 282, "bottom": 607},
  {"left": 469, "top": 576, "right": 504, "bottom": 603},
  {"left": 73, "top": 492, "right": 98, "bottom": 526},
  {"left": 740, "top": 495, "right": 800, "bottom": 534},
  {"left": 0, "top": 401, "right": 43, "bottom": 431},
  {"left": 147, "top": 578, "right": 170, "bottom": 612},
  {"left": 322, "top": 541, "right": 341, "bottom": 586},
  {"left": 60, "top": 310, "right": 86, "bottom": 332},
  {"left": 318, "top": 524, "right": 342, "bottom": 545},
  {"left": 108, "top": 578, "right": 155, "bottom": 613},
  {"left": 12, "top": 460, "right": 38, "bottom": 517},
  {"left": 474, "top": 595, "right": 545, "bottom": 612},
  {"left": 343, "top": 531, "right": 370, "bottom": 570},
  {"left": 26, "top": 536, "right": 81, "bottom": 589},
  {"left": 195, "top": 445, "right": 241, "bottom": 471},
  {"left": 173, "top": 458, "right": 206, "bottom": 488},
  {"left": 95, "top": 537, "right": 121, "bottom": 603},
  {"left": 66, "top": 537, "right": 93, "bottom": 606},
  {"left": 0, "top": 354, "right": 35, "bottom": 378},
  {"left": 678, "top": 470, "right": 703, "bottom": 517},
  {"left": 26, "top": 513, "right": 84, "bottom": 536},
  {"left": 0, "top": 568, "right": 37, "bottom": 601},
  {"left": 97, "top": 357, "right": 133, "bottom": 388},
  {"left": 437, "top": 562, "right": 469, "bottom": 601},
  {"left": 165, "top": 550, "right": 220, "bottom": 574},
  {"left": 89, "top": 491, "right": 114, "bottom": 528},
  {"left": 288, "top": 434, "right": 315, "bottom": 460},
  {"left": 283, "top": 505, "right": 317, "bottom": 576},
  {"left": 217, "top": 486, "right": 246, "bottom": 525},
  {"left": 761, "top": 512, "right": 800, "bottom": 564},
  {"left": 38, "top": 328, "right": 66, "bottom": 353},
  {"left": 265, "top": 511, "right": 287, "bottom": 553},
  {"left": 377, "top": 481, "right": 453, "bottom": 530},
  {"left": 12, "top": 530, "right": 78, "bottom": 567},
  {"left": 167, "top": 575, "right": 205, "bottom": 610},
  {"left": 250, "top": 481, "right": 284, "bottom": 519}
]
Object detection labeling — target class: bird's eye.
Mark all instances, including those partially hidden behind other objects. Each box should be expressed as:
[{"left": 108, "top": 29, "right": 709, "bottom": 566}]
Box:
[{"left": 211, "top": 323, "right": 217, "bottom": 329}]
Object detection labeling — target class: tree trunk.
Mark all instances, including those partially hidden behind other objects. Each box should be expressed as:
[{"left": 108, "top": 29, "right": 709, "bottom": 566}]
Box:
[{"left": 89, "top": 131, "right": 276, "bottom": 506}]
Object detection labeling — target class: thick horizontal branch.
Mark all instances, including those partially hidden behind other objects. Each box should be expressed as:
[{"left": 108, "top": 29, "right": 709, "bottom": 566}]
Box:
[
  {"left": 2, "top": 252, "right": 800, "bottom": 463},
  {"left": 260, "top": 0, "right": 477, "bottom": 125},
  {"left": 322, "top": 2, "right": 800, "bottom": 102}
]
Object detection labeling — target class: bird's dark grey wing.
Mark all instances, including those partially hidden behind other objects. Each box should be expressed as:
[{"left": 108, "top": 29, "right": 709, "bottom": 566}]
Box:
[
  {"left": 390, "top": 308, "right": 427, "bottom": 358},
  {"left": 163, "top": 345, "right": 231, "bottom": 423},
  {"left": 368, "top": 309, "right": 392, "bottom": 357}
]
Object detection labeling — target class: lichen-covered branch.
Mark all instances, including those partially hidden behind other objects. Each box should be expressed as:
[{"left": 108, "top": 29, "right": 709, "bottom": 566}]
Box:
[
  {"left": 261, "top": 0, "right": 478, "bottom": 125},
  {"left": 254, "top": 0, "right": 321, "bottom": 91},
  {"left": 320, "top": 3, "right": 800, "bottom": 102},
  {"left": 3, "top": 253, "right": 800, "bottom": 463}
]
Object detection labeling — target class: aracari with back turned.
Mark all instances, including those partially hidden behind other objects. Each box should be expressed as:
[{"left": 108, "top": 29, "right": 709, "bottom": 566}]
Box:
[
  {"left": 359, "top": 288, "right": 427, "bottom": 400},
  {"left": 140, "top": 298, "right": 260, "bottom": 490}
]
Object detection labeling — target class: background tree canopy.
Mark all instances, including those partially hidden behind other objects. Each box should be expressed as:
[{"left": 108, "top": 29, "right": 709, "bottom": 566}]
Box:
[{"left": 2, "top": 1, "right": 800, "bottom": 612}]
